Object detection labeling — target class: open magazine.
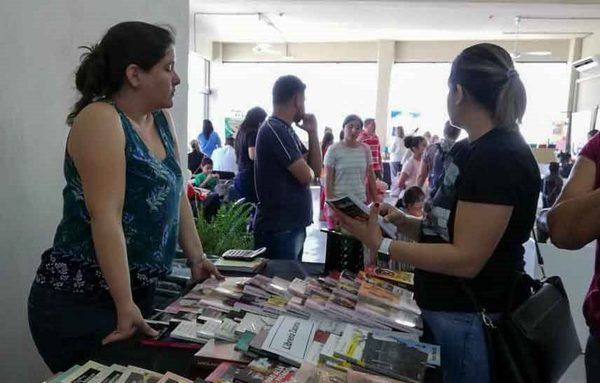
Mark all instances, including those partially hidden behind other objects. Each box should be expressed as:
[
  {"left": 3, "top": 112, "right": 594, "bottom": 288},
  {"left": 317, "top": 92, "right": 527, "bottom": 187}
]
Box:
[{"left": 326, "top": 195, "right": 397, "bottom": 238}]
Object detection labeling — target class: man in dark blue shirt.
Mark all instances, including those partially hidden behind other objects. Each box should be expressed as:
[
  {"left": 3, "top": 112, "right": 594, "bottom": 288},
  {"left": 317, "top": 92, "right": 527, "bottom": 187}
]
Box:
[{"left": 254, "top": 75, "right": 322, "bottom": 260}]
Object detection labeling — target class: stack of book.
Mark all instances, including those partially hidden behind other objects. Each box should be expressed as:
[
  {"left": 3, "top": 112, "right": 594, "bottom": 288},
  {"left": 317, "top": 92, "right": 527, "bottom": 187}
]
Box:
[
  {"left": 44, "top": 360, "right": 193, "bottom": 383},
  {"left": 126, "top": 267, "right": 439, "bottom": 383},
  {"left": 209, "top": 315, "right": 438, "bottom": 383},
  {"left": 152, "top": 268, "right": 425, "bottom": 341},
  {"left": 213, "top": 257, "right": 267, "bottom": 273}
]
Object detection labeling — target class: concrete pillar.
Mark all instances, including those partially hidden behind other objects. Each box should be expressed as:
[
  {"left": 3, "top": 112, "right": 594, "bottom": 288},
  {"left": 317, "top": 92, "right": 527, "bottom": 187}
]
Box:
[
  {"left": 375, "top": 40, "right": 395, "bottom": 149},
  {"left": 566, "top": 38, "right": 583, "bottom": 153}
]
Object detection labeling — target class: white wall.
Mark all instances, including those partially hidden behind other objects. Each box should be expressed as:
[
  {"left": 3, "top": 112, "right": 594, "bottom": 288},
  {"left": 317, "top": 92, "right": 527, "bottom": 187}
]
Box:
[
  {"left": 219, "top": 39, "right": 569, "bottom": 63},
  {"left": 395, "top": 39, "right": 569, "bottom": 63},
  {"left": 577, "top": 32, "right": 600, "bottom": 113},
  {"left": 536, "top": 244, "right": 596, "bottom": 348},
  {"left": 0, "top": 1, "right": 188, "bottom": 381},
  {"left": 375, "top": 41, "right": 395, "bottom": 146}
]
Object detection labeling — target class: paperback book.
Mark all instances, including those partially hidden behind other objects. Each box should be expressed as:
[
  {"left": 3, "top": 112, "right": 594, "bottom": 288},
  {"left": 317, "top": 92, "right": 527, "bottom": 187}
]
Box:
[
  {"left": 319, "top": 334, "right": 352, "bottom": 371},
  {"left": 326, "top": 195, "right": 397, "bottom": 238},
  {"left": 247, "top": 274, "right": 272, "bottom": 290},
  {"left": 90, "top": 364, "right": 126, "bottom": 383},
  {"left": 360, "top": 333, "right": 428, "bottom": 383},
  {"left": 286, "top": 297, "right": 311, "bottom": 319},
  {"left": 205, "top": 362, "right": 245, "bottom": 383},
  {"left": 355, "top": 301, "right": 422, "bottom": 334},
  {"left": 233, "top": 358, "right": 297, "bottom": 383},
  {"left": 61, "top": 360, "right": 107, "bottom": 382},
  {"left": 157, "top": 372, "right": 193, "bottom": 383},
  {"left": 261, "top": 315, "right": 319, "bottom": 367},
  {"left": 214, "top": 258, "right": 267, "bottom": 273},
  {"left": 288, "top": 278, "right": 308, "bottom": 298},
  {"left": 265, "top": 277, "right": 292, "bottom": 298},
  {"left": 364, "top": 266, "right": 414, "bottom": 289},
  {"left": 358, "top": 282, "right": 420, "bottom": 315},
  {"left": 263, "top": 295, "right": 290, "bottom": 315},
  {"left": 235, "top": 312, "right": 277, "bottom": 335},
  {"left": 171, "top": 320, "right": 208, "bottom": 344},
  {"left": 194, "top": 339, "right": 253, "bottom": 368},
  {"left": 116, "top": 366, "right": 162, "bottom": 383},
  {"left": 324, "top": 295, "right": 357, "bottom": 320},
  {"left": 333, "top": 324, "right": 369, "bottom": 365}
]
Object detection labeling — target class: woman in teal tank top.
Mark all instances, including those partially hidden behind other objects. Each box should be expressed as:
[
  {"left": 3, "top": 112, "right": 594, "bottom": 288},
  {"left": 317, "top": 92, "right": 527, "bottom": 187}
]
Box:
[{"left": 28, "top": 22, "right": 222, "bottom": 373}]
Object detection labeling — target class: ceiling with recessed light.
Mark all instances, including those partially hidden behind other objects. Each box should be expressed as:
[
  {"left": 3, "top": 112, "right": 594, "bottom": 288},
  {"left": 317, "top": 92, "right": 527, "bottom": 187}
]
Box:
[{"left": 190, "top": 0, "right": 600, "bottom": 42}]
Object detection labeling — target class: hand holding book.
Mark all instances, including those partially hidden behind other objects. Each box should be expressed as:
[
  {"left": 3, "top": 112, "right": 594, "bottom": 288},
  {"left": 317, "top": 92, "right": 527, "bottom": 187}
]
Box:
[{"left": 333, "top": 200, "right": 385, "bottom": 252}]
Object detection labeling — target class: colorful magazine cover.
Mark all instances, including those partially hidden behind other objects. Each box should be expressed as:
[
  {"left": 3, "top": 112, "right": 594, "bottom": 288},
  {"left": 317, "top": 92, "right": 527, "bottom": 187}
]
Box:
[
  {"left": 364, "top": 266, "right": 414, "bottom": 288},
  {"left": 233, "top": 358, "right": 297, "bottom": 383}
]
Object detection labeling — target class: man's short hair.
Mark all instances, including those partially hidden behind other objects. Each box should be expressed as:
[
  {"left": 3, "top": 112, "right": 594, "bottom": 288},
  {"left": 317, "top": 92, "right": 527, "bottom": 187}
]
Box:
[
  {"left": 201, "top": 157, "right": 213, "bottom": 167},
  {"left": 273, "top": 75, "right": 306, "bottom": 105},
  {"left": 225, "top": 137, "right": 234, "bottom": 146}
]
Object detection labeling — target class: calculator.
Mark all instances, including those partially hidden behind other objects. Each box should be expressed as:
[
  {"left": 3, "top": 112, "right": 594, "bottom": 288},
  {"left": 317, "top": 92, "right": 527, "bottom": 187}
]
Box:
[{"left": 221, "top": 247, "right": 267, "bottom": 261}]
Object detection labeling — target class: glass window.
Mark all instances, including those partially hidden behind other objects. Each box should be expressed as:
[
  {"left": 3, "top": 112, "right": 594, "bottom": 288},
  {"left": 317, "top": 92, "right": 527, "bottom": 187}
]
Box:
[
  {"left": 188, "top": 53, "right": 210, "bottom": 146},
  {"left": 388, "top": 62, "right": 568, "bottom": 145},
  {"left": 210, "top": 63, "right": 378, "bottom": 142}
]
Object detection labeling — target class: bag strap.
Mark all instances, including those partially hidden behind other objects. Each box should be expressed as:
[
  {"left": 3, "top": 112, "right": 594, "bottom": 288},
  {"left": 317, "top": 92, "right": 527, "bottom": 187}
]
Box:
[
  {"left": 530, "top": 228, "right": 547, "bottom": 279},
  {"left": 460, "top": 279, "right": 498, "bottom": 328},
  {"left": 462, "top": 230, "right": 546, "bottom": 319}
]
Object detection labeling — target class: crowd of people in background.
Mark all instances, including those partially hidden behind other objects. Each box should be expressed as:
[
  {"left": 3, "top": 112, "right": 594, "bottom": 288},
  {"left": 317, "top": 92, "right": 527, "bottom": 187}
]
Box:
[
  {"left": 188, "top": 107, "right": 466, "bottom": 226},
  {"left": 170, "top": 35, "right": 600, "bottom": 383},
  {"left": 185, "top": 70, "right": 600, "bottom": 244}
]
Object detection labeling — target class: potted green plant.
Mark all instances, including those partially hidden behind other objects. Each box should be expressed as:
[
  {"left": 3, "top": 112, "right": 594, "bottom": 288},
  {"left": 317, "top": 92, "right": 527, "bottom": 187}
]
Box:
[{"left": 196, "top": 202, "right": 254, "bottom": 257}]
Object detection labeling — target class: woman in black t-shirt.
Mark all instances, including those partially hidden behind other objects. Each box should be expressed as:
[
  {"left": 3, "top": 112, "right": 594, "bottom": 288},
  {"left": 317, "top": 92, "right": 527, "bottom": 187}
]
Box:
[
  {"left": 234, "top": 107, "right": 267, "bottom": 203},
  {"left": 337, "top": 43, "right": 540, "bottom": 383}
]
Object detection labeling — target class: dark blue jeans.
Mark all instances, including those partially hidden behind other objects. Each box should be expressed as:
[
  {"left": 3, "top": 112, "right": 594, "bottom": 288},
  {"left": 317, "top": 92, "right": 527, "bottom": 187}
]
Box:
[
  {"left": 254, "top": 227, "right": 306, "bottom": 261},
  {"left": 586, "top": 332, "right": 600, "bottom": 382},
  {"left": 421, "top": 309, "right": 496, "bottom": 383},
  {"left": 28, "top": 282, "right": 155, "bottom": 373},
  {"left": 234, "top": 169, "right": 258, "bottom": 203}
]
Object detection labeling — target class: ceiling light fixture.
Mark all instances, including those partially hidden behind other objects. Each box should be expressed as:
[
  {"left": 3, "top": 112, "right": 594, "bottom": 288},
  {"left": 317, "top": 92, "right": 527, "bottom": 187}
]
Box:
[
  {"left": 510, "top": 17, "right": 553, "bottom": 60},
  {"left": 527, "top": 51, "right": 553, "bottom": 56}
]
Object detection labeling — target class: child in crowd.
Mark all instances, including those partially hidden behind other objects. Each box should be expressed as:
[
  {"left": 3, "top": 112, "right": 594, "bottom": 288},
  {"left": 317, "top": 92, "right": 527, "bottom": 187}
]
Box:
[
  {"left": 542, "top": 161, "right": 563, "bottom": 208},
  {"left": 395, "top": 186, "right": 426, "bottom": 217},
  {"left": 397, "top": 136, "right": 427, "bottom": 195},
  {"left": 193, "top": 157, "right": 219, "bottom": 191}
]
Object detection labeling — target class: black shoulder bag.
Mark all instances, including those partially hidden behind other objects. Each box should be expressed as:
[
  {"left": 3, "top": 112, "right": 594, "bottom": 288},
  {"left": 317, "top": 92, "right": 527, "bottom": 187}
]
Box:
[{"left": 464, "top": 231, "right": 581, "bottom": 383}]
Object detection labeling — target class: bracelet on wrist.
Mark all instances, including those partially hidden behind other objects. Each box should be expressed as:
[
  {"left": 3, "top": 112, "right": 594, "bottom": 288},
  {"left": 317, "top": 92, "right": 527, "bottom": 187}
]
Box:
[{"left": 377, "top": 238, "right": 393, "bottom": 263}]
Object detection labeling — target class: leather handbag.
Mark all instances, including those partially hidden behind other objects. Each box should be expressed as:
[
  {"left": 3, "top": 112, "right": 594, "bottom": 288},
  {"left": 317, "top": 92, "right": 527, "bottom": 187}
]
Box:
[{"left": 465, "top": 231, "right": 581, "bottom": 383}]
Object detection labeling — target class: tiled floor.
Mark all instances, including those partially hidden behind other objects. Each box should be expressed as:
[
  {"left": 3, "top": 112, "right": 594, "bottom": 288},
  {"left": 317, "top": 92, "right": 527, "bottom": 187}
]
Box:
[
  {"left": 301, "top": 187, "right": 328, "bottom": 263},
  {"left": 301, "top": 187, "right": 587, "bottom": 382}
]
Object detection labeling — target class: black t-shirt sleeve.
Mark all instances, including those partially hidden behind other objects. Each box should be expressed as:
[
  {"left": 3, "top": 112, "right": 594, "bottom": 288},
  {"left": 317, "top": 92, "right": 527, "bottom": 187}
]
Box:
[{"left": 457, "top": 149, "right": 517, "bottom": 206}]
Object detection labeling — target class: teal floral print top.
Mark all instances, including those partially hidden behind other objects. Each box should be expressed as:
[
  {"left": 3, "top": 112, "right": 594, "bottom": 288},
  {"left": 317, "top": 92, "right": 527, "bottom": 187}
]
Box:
[{"left": 34, "top": 104, "right": 183, "bottom": 293}]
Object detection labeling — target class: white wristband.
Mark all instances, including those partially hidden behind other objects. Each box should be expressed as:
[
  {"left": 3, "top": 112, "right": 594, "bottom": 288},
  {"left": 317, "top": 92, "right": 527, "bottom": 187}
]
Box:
[{"left": 378, "top": 238, "right": 393, "bottom": 255}]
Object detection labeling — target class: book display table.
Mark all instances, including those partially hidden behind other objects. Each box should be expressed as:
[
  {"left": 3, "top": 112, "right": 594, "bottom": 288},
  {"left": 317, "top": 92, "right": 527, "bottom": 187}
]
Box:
[
  {"left": 69, "top": 261, "right": 437, "bottom": 383},
  {"left": 85, "top": 260, "right": 326, "bottom": 379}
]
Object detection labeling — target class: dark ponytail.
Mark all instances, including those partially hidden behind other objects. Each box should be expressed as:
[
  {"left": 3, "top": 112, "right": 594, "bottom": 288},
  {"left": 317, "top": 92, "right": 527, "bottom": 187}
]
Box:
[
  {"left": 235, "top": 106, "right": 267, "bottom": 159},
  {"left": 449, "top": 43, "right": 527, "bottom": 131},
  {"left": 67, "top": 22, "right": 174, "bottom": 125},
  {"left": 67, "top": 44, "right": 108, "bottom": 125},
  {"left": 202, "top": 120, "right": 214, "bottom": 140},
  {"left": 404, "top": 135, "right": 426, "bottom": 151},
  {"left": 495, "top": 69, "right": 527, "bottom": 129}
]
